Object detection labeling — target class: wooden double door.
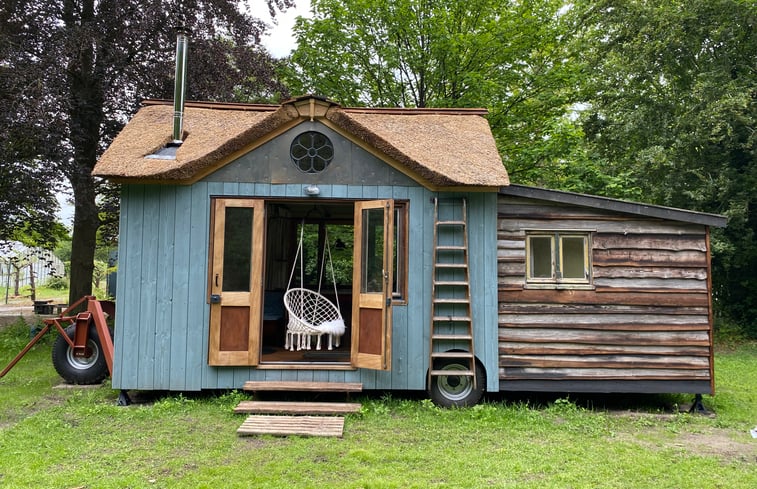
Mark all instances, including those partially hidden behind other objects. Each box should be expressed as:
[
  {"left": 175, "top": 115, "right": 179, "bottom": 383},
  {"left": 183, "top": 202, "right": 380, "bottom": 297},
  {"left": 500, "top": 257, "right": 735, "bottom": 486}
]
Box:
[{"left": 208, "top": 198, "right": 393, "bottom": 370}]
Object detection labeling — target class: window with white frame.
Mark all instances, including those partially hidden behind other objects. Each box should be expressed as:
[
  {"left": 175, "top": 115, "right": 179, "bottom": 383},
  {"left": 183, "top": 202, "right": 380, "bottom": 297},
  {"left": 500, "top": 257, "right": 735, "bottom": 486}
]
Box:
[{"left": 526, "top": 232, "right": 591, "bottom": 286}]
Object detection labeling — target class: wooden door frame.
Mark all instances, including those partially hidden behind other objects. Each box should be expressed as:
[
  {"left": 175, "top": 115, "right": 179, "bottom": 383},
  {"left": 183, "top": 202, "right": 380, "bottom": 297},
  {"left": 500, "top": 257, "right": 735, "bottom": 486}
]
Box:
[
  {"left": 208, "top": 198, "right": 265, "bottom": 366},
  {"left": 351, "top": 199, "right": 394, "bottom": 370}
]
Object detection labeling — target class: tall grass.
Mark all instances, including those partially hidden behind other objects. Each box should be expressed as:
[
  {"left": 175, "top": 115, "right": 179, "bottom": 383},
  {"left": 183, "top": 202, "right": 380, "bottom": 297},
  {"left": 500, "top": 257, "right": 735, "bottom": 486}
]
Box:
[{"left": 1, "top": 318, "right": 755, "bottom": 488}]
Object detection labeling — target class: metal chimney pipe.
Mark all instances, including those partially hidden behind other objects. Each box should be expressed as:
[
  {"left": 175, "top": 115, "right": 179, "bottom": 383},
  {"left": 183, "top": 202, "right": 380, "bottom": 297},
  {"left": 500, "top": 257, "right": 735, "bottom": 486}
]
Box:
[{"left": 172, "top": 28, "right": 190, "bottom": 144}]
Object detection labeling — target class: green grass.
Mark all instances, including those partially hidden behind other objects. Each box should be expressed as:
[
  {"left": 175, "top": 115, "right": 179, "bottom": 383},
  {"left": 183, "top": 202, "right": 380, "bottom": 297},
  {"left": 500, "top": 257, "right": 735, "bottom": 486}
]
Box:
[{"left": 1, "top": 318, "right": 755, "bottom": 488}]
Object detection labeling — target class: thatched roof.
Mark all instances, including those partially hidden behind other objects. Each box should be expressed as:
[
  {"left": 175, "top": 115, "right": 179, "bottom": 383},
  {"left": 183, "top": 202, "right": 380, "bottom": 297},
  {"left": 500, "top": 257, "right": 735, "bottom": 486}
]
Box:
[{"left": 92, "top": 95, "right": 510, "bottom": 188}]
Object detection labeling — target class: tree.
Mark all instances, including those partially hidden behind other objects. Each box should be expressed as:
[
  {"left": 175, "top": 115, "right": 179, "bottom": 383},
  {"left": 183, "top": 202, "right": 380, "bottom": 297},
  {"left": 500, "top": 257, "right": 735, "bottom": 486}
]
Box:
[
  {"left": 0, "top": 0, "right": 293, "bottom": 305},
  {"left": 572, "top": 0, "right": 757, "bottom": 332},
  {"left": 287, "top": 0, "right": 586, "bottom": 184}
]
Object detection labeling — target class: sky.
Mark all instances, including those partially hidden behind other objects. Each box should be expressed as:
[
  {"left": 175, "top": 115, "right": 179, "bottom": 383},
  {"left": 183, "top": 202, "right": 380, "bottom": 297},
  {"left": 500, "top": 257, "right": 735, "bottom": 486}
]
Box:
[{"left": 261, "top": 1, "right": 312, "bottom": 58}]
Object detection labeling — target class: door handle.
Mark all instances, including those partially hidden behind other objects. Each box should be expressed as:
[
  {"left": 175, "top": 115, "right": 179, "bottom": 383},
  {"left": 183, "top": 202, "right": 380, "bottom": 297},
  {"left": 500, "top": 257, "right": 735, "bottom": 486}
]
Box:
[{"left": 215, "top": 274, "right": 219, "bottom": 287}]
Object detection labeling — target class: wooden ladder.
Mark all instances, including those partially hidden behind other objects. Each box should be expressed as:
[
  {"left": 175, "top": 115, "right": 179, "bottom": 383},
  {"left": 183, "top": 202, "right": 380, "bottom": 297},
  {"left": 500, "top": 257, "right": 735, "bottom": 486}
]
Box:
[{"left": 427, "top": 197, "right": 476, "bottom": 390}]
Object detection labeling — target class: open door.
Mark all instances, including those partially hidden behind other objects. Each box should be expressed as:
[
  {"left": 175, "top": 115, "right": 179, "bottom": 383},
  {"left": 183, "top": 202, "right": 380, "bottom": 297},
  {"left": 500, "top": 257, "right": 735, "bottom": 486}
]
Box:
[
  {"left": 208, "top": 198, "right": 265, "bottom": 366},
  {"left": 351, "top": 200, "right": 394, "bottom": 370}
]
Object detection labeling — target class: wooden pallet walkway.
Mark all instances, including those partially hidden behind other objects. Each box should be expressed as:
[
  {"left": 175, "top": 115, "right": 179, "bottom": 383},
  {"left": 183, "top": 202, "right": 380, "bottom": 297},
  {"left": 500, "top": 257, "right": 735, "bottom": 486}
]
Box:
[
  {"left": 234, "top": 400, "right": 362, "bottom": 415},
  {"left": 237, "top": 415, "right": 345, "bottom": 437}
]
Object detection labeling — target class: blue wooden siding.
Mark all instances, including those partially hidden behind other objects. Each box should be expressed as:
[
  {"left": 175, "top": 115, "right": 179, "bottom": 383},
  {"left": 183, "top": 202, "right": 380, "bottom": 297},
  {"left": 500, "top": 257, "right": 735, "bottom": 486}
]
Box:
[{"left": 113, "top": 185, "right": 499, "bottom": 393}]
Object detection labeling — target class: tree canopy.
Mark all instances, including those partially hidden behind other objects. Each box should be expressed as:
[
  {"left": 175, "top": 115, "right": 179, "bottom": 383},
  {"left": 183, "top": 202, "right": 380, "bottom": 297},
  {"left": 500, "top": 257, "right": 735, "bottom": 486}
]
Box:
[
  {"left": 572, "top": 0, "right": 757, "bottom": 330},
  {"left": 289, "top": 0, "right": 757, "bottom": 333},
  {"left": 0, "top": 0, "right": 293, "bottom": 303}
]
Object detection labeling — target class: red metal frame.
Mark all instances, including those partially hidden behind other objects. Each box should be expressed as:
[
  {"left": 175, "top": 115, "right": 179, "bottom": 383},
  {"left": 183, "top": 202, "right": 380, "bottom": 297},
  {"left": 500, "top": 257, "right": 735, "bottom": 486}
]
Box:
[{"left": 0, "top": 296, "right": 114, "bottom": 379}]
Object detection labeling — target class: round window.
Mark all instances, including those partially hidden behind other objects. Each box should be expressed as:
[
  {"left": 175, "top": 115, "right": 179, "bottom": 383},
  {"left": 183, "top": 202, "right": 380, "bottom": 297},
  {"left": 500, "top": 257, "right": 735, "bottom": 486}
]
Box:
[{"left": 290, "top": 131, "right": 334, "bottom": 173}]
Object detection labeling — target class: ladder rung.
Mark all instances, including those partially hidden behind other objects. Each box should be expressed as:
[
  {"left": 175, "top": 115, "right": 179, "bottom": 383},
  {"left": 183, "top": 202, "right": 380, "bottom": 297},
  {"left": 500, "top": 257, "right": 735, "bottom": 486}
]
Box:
[
  {"left": 431, "top": 351, "right": 474, "bottom": 359},
  {"left": 433, "top": 316, "right": 471, "bottom": 322},
  {"left": 433, "top": 298, "right": 469, "bottom": 304},
  {"left": 435, "top": 263, "right": 467, "bottom": 268},
  {"left": 431, "top": 334, "right": 473, "bottom": 341},
  {"left": 436, "top": 245, "right": 466, "bottom": 251},
  {"left": 434, "top": 281, "right": 469, "bottom": 286},
  {"left": 429, "top": 369, "right": 474, "bottom": 377},
  {"left": 436, "top": 220, "right": 466, "bottom": 226}
]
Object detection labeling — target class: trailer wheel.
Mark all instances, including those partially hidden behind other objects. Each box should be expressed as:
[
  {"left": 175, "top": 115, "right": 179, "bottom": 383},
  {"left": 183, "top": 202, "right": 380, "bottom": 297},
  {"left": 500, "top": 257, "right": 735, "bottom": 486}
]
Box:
[
  {"left": 429, "top": 356, "right": 486, "bottom": 407},
  {"left": 52, "top": 324, "right": 110, "bottom": 385}
]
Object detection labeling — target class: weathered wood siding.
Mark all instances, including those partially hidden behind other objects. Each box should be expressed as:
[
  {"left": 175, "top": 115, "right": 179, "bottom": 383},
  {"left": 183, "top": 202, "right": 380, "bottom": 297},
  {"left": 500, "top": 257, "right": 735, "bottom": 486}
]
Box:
[
  {"left": 111, "top": 134, "right": 500, "bottom": 392},
  {"left": 497, "top": 195, "right": 714, "bottom": 394}
]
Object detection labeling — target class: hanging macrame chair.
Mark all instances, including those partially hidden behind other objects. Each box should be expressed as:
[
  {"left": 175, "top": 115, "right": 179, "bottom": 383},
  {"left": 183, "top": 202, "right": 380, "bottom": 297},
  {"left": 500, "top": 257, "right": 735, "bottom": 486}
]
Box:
[{"left": 284, "top": 223, "right": 346, "bottom": 351}]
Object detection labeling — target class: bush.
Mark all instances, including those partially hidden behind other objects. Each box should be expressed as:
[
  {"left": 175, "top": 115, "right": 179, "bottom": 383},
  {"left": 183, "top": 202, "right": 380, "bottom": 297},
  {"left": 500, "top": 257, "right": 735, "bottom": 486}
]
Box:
[{"left": 45, "top": 276, "right": 69, "bottom": 290}]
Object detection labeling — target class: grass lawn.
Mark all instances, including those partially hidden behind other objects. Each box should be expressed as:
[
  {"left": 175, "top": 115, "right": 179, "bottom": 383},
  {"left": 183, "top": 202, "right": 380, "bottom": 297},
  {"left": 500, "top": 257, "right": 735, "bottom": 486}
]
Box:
[{"left": 1, "top": 319, "right": 755, "bottom": 488}]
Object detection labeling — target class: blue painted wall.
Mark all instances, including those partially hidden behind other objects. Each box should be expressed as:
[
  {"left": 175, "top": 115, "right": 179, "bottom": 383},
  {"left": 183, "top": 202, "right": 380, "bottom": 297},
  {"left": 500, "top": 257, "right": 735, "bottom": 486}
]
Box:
[{"left": 112, "top": 129, "right": 500, "bottom": 393}]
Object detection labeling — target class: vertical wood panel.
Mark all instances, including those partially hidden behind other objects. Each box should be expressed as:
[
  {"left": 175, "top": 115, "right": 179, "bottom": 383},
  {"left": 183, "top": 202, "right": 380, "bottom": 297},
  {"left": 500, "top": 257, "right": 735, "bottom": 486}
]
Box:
[
  {"left": 154, "top": 186, "right": 176, "bottom": 389},
  {"left": 137, "top": 185, "right": 160, "bottom": 389},
  {"left": 169, "top": 186, "right": 192, "bottom": 389}
]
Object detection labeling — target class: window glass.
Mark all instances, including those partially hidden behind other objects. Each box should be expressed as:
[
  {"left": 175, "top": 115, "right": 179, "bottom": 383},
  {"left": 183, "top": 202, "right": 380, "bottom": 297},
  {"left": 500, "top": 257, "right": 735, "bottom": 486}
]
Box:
[
  {"left": 526, "top": 232, "right": 591, "bottom": 286},
  {"left": 222, "top": 207, "right": 253, "bottom": 291},
  {"left": 561, "top": 236, "right": 586, "bottom": 279},
  {"left": 361, "top": 208, "right": 385, "bottom": 293},
  {"left": 529, "top": 236, "right": 554, "bottom": 279},
  {"left": 392, "top": 204, "right": 407, "bottom": 300}
]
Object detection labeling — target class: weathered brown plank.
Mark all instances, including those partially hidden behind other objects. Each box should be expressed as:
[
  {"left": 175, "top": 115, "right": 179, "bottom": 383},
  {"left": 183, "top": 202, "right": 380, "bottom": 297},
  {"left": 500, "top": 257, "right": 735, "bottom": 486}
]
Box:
[
  {"left": 594, "top": 277, "right": 707, "bottom": 290},
  {"left": 498, "top": 218, "right": 703, "bottom": 235},
  {"left": 499, "top": 322, "right": 711, "bottom": 332},
  {"left": 499, "top": 354, "right": 710, "bottom": 369},
  {"left": 242, "top": 381, "right": 363, "bottom": 392},
  {"left": 499, "top": 313, "right": 709, "bottom": 326},
  {"left": 593, "top": 234, "right": 707, "bottom": 251},
  {"left": 497, "top": 289, "right": 711, "bottom": 307},
  {"left": 499, "top": 329, "right": 710, "bottom": 346},
  {"left": 500, "top": 367, "right": 711, "bottom": 380},
  {"left": 237, "top": 415, "right": 344, "bottom": 437},
  {"left": 593, "top": 249, "right": 706, "bottom": 267},
  {"left": 234, "top": 401, "right": 362, "bottom": 415},
  {"left": 499, "top": 342, "right": 711, "bottom": 356},
  {"left": 592, "top": 266, "right": 707, "bottom": 280},
  {"left": 499, "top": 303, "right": 709, "bottom": 316}
]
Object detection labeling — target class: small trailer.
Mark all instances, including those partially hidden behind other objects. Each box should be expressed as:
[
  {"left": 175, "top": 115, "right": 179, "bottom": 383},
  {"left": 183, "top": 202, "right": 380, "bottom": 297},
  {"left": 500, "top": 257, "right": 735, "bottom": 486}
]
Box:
[{"left": 88, "top": 95, "right": 725, "bottom": 406}]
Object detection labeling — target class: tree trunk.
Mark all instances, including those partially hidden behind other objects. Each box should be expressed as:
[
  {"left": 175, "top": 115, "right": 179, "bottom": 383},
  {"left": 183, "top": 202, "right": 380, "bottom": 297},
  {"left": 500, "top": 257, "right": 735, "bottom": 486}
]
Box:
[
  {"left": 64, "top": 0, "right": 104, "bottom": 307},
  {"left": 68, "top": 172, "right": 99, "bottom": 305},
  {"left": 28, "top": 263, "right": 36, "bottom": 301}
]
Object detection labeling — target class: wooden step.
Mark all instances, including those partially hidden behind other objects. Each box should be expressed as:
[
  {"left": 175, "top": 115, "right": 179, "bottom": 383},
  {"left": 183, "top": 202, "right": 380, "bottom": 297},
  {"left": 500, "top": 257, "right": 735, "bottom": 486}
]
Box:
[
  {"left": 431, "top": 351, "right": 474, "bottom": 359},
  {"left": 234, "top": 401, "right": 362, "bottom": 415},
  {"left": 434, "top": 280, "right": 469, "bottom": 286},
  {"left": 431, "top": 333, "right": 473, "bottom": 341},
  {"left": 434, "top": 263, "right": 467, "bottom": 268},
  {"left": 237, "top": 415, "right": 344, "bottom": 437},
  {"left": 242, "top": 381, "right": 363, "bottom": 393},
  {"left": 432, "top": 315, "right": 472, "bottom": 322},
  {"left": 429, "top": 369, "right": 475, "bottom": 377},
  {"left": 433, "top": 298, "right": 470, "bottom": 304}
]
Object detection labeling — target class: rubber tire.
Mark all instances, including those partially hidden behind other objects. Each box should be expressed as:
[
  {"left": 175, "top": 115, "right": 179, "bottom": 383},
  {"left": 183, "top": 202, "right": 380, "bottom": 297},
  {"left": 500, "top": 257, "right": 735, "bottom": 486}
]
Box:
[
  {"left": 429, "top": 356, "right": 486, "bottom": 408},
  {"left": 52, "top": 324, "right": 110, "bottom": 385}
]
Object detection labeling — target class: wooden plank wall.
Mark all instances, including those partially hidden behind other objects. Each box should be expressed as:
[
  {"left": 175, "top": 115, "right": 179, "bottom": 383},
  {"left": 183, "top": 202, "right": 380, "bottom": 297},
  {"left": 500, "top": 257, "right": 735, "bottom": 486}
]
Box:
[
  {"left": 497, "top": 195, "right": 714, "bottom": 394},
  {"left": 112, "top": 183, "right": 500, "bottom": 392}
]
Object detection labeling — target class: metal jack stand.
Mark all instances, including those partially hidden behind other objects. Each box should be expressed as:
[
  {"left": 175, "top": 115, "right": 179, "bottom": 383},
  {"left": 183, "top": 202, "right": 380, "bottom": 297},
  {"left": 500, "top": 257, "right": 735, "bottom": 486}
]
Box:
[{"left": 688, "top": 394, "right": 709, "bottom": 414}]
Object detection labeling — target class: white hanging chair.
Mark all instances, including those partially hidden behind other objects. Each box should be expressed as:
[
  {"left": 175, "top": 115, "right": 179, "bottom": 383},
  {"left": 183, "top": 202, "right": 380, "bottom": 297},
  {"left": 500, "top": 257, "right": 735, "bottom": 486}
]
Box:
[{"left": 284, "top": 224, "right": 346, "bottom": 351}]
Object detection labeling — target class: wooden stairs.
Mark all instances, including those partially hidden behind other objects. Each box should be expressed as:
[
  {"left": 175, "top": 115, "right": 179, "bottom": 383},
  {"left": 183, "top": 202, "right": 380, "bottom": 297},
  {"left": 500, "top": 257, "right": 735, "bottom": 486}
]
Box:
[{"left": 235, "top": 381, "right": 362, "bottom": 438}]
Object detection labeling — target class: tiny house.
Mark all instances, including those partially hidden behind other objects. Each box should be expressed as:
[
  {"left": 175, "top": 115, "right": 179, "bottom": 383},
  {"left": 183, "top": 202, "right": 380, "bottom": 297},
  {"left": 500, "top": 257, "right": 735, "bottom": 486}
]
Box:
[{"left": 92, "top": 95, "right": 725, "bottom": 406}]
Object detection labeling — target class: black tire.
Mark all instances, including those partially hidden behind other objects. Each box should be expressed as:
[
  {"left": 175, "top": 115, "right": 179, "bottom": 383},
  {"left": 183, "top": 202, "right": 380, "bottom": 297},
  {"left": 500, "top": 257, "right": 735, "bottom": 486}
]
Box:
[
  {"left": 52, "top": 324, "right": 110, "bottom": 384},
  {"left": 429, "top": 355, "right": 486, "bottom": 407}
]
